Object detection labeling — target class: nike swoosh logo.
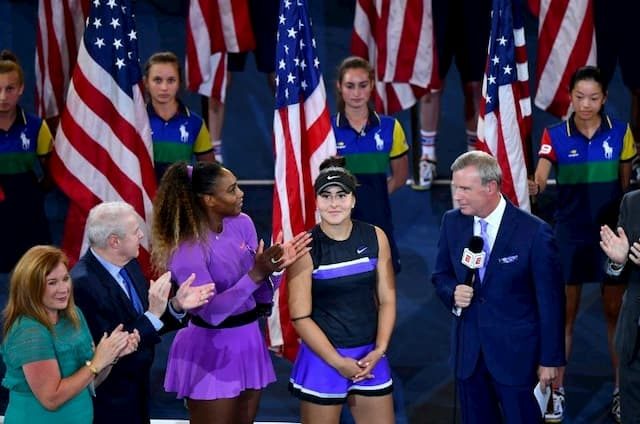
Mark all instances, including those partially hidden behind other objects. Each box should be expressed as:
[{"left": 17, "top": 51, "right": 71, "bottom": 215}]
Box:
[
  {"left": 356, "top": 247, "right": 367, "bottom": 254},
  {"left": 327, "top": 175, "right": 340, "bottom": 180}
]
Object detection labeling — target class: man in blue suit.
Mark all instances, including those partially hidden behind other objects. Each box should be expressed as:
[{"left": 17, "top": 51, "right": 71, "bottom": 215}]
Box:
[
  {"left": 600, "top": 189, "right": 640, "bottom": 423},
  {"left": 432, "top": 151, "right": 565, "bottom": 423},
  {"left": 71, "top": 201, "right": 214, "bottom": 424}
]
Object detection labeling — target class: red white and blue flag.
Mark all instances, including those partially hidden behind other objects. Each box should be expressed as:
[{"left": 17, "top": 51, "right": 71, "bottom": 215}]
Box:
[
  {"left": 35, "top": 0, "right": 89, "bottom": 120},
  {"left": 534, "top": 0, "right": 596, "bottom": 118},
  {"left": 351, "top": 0, "right": 437, "bottom": 114},
  {"left": 267, "top": 0, "right": 336, "bottom": 361},
  {"left": 477, "top": 0, "right": 532, "bottom": 211},
  {"left": 50, "top": 0, "right": 156, "bottom": 269},
  {"left": 185, "top": 0, "right": 256, "bottom": 102}
]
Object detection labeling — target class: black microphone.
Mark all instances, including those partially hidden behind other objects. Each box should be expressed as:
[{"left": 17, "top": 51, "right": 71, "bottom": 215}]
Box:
[{"left": 460, "top": 236, "right": 484, "bottom": 287}]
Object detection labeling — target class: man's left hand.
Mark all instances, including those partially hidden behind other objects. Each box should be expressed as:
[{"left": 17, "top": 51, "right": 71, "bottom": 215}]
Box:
[{"left": 538, "top": 365, "right": 558, "bottom": 391}]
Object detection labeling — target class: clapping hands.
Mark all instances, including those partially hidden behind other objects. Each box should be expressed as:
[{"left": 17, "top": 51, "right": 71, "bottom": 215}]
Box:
[
  {"left": 92, "top": 324, "right": 141, "bottom": 373},
  {"left": 600, "top": 225, "right": 631, "bottom": 265},
  {"left": 172, "top": 273, "right": 215, "bottom": 311},
  {"left": 249, "top": 231, "right": 312, "bottom": 282}
]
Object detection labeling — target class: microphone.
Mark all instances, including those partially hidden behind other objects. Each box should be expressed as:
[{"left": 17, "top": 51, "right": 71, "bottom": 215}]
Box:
[{"left": 460, "top": 236, "right": 485, "bottom": 287}]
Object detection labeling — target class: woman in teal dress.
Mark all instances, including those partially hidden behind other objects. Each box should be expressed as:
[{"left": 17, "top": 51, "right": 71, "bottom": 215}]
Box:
[{"left": 1, "top": 246, "right": 140, "bottom": 423}]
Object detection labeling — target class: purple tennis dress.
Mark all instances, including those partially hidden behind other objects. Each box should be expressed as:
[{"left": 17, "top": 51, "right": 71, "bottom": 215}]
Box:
[{"left": 164, "top": 213, "right": 278, "bottom": 400}]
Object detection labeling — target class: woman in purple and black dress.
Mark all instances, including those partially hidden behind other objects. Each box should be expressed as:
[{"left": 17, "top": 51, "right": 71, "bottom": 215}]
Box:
[
  {"left": 151, "top": 161, "right": 310, "bottom": 424},
  {"left": 287, "top": 159, "right": 397, "bottom": 424}
]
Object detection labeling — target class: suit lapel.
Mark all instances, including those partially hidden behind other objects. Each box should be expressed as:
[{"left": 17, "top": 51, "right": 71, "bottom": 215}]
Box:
[
  {"left": 482, "top": 202, "right": 519, "bottom": 284},
  {"left": 85, "top": 250, "right": 141, "bottom": 317}
]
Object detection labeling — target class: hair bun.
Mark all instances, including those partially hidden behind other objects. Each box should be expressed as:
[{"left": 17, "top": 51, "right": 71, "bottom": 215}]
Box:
[
  {"left": 319, "top": 156, "right": 346, "bottom": 171},
  {"left": 0, "top": 50, "right": 18, "bottom": 64}
]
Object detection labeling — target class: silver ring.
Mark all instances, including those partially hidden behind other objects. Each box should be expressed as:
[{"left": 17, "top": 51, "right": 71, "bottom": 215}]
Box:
[{"left": 270, "top": 257, "right": 279, "bottom": 264}]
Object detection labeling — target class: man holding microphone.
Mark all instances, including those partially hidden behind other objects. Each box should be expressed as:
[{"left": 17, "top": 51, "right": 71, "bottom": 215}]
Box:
[{"left": 432, "top": 151, "right": 565, "bottom": 422}]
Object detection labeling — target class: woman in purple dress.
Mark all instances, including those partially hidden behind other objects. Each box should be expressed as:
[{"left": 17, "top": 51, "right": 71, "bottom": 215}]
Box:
[{"left": 151, "top": 161, "right": 310, "bottom": 424}]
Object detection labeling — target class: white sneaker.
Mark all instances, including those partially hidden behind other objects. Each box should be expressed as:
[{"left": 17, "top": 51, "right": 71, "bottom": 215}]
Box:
[
  {"left": 632, "top": 157, "right": 640, "bottom": 183},
  {"left": 611, "top": 390, "right": 621, "bottom": 423},
  {"left": 213, "top": 143, "right": 223, "bottom": 163},
  {"left": 544, "top": 388, "right": 565, "bottom": 423},
  {"left": 412, "top": 157, "right": 436, "bottom": 190}
]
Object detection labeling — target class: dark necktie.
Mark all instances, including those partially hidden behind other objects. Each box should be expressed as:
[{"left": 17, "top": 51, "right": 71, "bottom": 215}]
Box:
[
  {"left": 119, "top": 268, "right": 143, "bottom": 314},
  {"left": 479, "top": 219, "right": 491, "bottom": 283}
]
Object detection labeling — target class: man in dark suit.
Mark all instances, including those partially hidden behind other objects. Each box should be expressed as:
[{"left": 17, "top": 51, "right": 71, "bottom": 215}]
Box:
[
  {"left": 600, "top": 189, "right": 640, "bottom": 423},
  {"left": 71, "top": 201, "right": 214, "bottom": 424},
  {"left": 432, "top": 151, "right": 565, "bottom": 423}
]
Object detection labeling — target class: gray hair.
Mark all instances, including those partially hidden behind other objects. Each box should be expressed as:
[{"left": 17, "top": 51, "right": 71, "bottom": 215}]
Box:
[
  {"left": 450, "top": 151, "right": 502, "bottom": 186},
  {"left": 86, "top": 202, "right": 136, "bottom": 248}
]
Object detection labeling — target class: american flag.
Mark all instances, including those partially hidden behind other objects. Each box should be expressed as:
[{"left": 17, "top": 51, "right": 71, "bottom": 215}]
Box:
[
  {"left": 351, "top": 0, "right": 437, "bottom": 114},
  {"left": 267, "top": 0, "right": 336, "bottom": 361},
  {"left": 185, "top": 0, "right": 255, "bottom": 102},
  {"left": 50, "top": 0, "right": 156, "bottom": 269},
  {"left": 534, "top": 0, "right": 596, "bottom": 118},
  {"left": 35, "top": 0, "right": 89, "bottom": 120},
  {"left": 477, "top": 0, "right": 532, "bottom": 211}
]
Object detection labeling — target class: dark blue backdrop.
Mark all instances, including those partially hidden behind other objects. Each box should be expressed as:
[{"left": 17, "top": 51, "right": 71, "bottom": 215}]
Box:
[{"left": 0, "top": 1, "right": 633, "bottom": 422}]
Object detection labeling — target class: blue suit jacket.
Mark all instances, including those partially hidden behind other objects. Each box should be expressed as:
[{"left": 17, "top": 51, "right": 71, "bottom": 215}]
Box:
[
  {"left": 71, "top": 250, "right": 182, "bottom": 424},
  {"left": 432, "top": 201, "right": 566, "bottom": 386}
]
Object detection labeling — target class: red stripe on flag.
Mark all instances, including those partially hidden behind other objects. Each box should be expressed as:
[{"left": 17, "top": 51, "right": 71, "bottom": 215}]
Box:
[
  {"left": 534, "top": 0, "right": 596, "bottom": 117},
  {"left": 72, "top": 70, "right": 156, "bottom": 201},
  {"left": 52, "top": 0, "right": 156, "bottom": 272},
  {"left": 536, "top": 0, "right": 568, "bottom": 77},
  {"left": 394, "top": 0, "right": 422, "bottom": 81},
  {"left": 185, "top": 18, "right": 204, "bottom": 91},
  {"left": 230, "top": 0, "right": 255, "bottom": 51},
  {"left": 35, "top": 0, "right": 87, "bottom": 120},
  {"left": 268, "top": 0, "right": 336, "bottom": 360},
  {"left": 43, "top": 0, "right": 65, "bottom": 116},
  {"left": 352, "top": 0, "right": 435, "bottom": 114},
  {"left": 494, "top": 112, "right": 517, "bottom": 203},
  {"left": 208, "top": 1, "right": 225, "bottom": 52},
  {"left": 278, "top": 110, "right": 305, "bottom": 233}
]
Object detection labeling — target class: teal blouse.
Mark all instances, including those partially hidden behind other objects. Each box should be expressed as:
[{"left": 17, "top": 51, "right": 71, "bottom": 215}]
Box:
[{"left": 1, "top": 307, "right": 94, "bottom": 423}]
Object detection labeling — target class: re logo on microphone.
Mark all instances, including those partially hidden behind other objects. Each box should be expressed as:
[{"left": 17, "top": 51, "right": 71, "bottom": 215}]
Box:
[{"left": 461, "top": 248, "right": 485, "bottom": 269}]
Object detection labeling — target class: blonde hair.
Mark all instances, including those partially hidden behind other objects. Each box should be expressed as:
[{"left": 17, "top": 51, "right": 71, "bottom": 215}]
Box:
[{"left": 3, "top": 246, "right": 79, "bottom": 336}]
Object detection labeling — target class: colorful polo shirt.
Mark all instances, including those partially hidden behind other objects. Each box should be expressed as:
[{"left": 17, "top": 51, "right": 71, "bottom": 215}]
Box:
[
  {"left": 333, "top": 111, "right": 408, "bottom": 176},
  {"left": 332, "top": 111, "right": 408, "bottom": 273},
  {"left": 538, "top": 114, "right": 636, "bottom": 236},
  {"left": 0, "top": 107, "right": 52, "bottom": 176},
  {"left": 0, "top": 107, "right": 52, "bottom": 272},
  {"left": 148, "top": 102, "right": 212, "bottom": 177}
]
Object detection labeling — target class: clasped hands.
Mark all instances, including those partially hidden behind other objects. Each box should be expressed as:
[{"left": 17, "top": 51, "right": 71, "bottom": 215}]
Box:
[
  {"left": 249, "top": 231, "right": 312, "bottom": 282},
  {"left": 335, "top": 349, "right": 385, "bottom": 383}
]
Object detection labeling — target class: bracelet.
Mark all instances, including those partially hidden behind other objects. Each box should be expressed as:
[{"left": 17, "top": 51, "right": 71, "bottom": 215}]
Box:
[
  {"left": 291, "top": 314, "right": 311, "bottom": 322},
  {"left": 610, "top": 261, "right": 625, "bottom": 271},
  {"left": 85, "top": 360, "right": 99, "bottom": 376}
]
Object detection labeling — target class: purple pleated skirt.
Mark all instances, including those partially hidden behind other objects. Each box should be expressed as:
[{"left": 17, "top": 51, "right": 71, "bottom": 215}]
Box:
[
  {"left": 164, "top": 321, "right": 276, "bottom": 399},
  {"left": 289, "top": 342, "right": 393, "bottom": 405}
]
